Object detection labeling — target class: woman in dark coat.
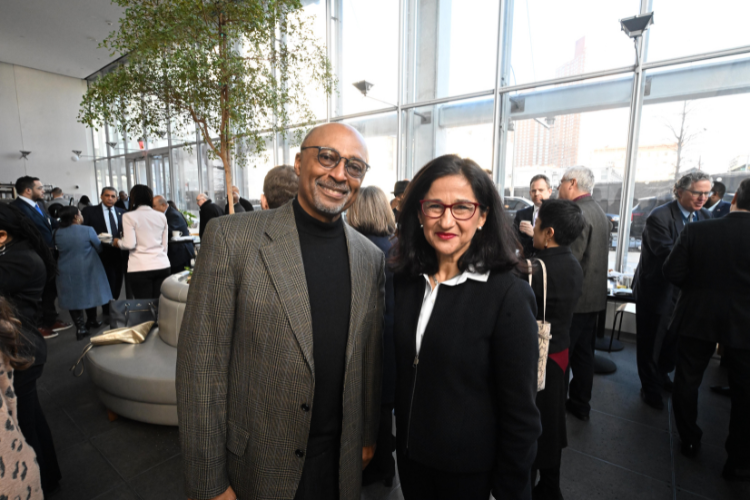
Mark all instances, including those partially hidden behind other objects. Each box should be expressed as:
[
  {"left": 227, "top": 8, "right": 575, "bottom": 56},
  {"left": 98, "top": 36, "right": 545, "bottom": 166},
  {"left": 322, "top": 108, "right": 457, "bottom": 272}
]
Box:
[
  {"left": 54, "top": 206, "right": 113, "bottom": 340},
  {"left": 391, "top": 155, "right": 541, "bottom": 500},
  {"left": 0, "top": 203, "right": 61, "bottom": 496},
  {"left": 528, "top": 199, "right": 585, "bottom": 500},
  {"left": 347, "top": 186, "right": 398, "bottom": 488}
]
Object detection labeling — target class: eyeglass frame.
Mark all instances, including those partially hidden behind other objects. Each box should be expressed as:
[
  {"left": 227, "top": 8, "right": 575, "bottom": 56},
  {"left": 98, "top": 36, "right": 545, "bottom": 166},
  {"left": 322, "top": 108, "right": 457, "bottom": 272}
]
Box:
[
  {"left": 684, "top": 189, "right": 711, "bottom": 198},
  {"left": 300, "top": 146, "right": 371, "bottom": 179},
  {"left": 419, "top": 199, "right": 484, "bottom": 221}
]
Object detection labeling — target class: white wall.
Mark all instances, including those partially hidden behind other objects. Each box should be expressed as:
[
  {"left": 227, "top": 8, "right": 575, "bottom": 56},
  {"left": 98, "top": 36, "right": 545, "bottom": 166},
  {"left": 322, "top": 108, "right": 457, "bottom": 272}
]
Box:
[{"left": 0, "top": 62, "right": 96, "bottom": 200}]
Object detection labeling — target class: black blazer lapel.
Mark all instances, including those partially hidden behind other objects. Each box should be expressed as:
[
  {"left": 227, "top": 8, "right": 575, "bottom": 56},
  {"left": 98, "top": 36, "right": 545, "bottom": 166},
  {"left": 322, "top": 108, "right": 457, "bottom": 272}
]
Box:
[
  {"left": 669, "top": 201, "right": 685, "bottom": 235},
  {"left": 342, "top": 226, "right": 371, "bottom": 370}
]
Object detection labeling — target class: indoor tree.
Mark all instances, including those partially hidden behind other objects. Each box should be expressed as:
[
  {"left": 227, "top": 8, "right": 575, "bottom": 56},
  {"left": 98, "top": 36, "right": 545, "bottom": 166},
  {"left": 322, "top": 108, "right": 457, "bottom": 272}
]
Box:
[{"left": 79, "top": 0, "right": 334, "bottom": 213}]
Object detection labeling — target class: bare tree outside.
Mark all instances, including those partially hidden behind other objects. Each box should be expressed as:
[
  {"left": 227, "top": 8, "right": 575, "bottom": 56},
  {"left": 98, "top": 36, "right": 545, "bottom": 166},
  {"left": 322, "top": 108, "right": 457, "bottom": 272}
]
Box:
[{"left": 663, "top": 100, "right": 706, "bottom": 180}]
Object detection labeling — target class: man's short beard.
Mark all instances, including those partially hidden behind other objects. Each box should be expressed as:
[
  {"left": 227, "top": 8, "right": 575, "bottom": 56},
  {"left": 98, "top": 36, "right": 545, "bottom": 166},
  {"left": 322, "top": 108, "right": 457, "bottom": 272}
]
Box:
[{"left": 312, "top": 180, "right": 351, "bottom": 215}]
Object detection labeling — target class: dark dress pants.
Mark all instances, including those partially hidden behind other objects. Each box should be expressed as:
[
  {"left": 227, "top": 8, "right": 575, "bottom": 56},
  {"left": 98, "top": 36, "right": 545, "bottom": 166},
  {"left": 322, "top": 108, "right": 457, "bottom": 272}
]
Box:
[
  {"left": 673, "top": 337, "right": 750, "bottom": 469},
  {"left": 363, "top": 406, "right": 396, "bottom": 486},
  {"left": 40, "top": 275, "right": 58, "bottom": 328},
  {"left": 101, "top": 255, "right": 124, "bottom": 313},
  {"left": 636, "top": 306, "right": 679, "bottom": 399},
  {"left": 397, "top": 450, "right": 493, "bottom": 500},
  {"left": 293, "top": 445, "right": 340, "bottom": 500},
  {"left": 533, "top": 358, "right": 567, "bottom": 500},
  {"left": 567, "top": 312, "right": 598, "bottom": 416},
  {"left": 128, "top": 268, "right": 171, "bottom": 299},
  {"left": 14, "top": 364, "right": 62, "bottom": 496}
]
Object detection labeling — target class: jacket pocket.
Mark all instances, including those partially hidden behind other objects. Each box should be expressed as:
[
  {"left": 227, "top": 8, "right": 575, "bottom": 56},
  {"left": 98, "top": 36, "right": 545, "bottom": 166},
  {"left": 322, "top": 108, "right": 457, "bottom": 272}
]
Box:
[{"left": 226, "top": 420, "right": 250, "bottom": 457}]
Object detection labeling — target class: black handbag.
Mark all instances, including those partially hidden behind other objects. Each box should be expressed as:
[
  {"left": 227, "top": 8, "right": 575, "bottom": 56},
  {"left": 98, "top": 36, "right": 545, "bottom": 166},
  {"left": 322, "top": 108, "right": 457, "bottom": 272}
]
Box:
[{"left": 108, "top": 299, "right": 159, "bottom": 329}]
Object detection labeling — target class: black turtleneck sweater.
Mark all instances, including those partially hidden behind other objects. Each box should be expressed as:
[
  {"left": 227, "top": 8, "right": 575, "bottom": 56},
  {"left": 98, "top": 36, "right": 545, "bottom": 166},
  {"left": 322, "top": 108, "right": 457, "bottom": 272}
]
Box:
[{"left": 293, "top": 198, "right": 351, "bottom": 457}]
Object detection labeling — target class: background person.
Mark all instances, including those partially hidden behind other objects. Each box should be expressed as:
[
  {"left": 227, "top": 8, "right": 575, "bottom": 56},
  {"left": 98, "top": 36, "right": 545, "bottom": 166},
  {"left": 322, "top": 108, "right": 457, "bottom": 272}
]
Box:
[
  {"left": 261, "top": 165, "right": 299, "bottom": 209},
  {"left": 46, "top": 187, "right": 66, "bottom": 218},
  {"left": 663, "top": 177, "right": 750, "bottom": 477},
  {"left": 0, "top": 296, "right": 43, "bottom": 499},
  {"left": 82, "top": 187, "right": 127, "bottom": 317},
  {"left": 113, "top": 185, "right": 170, "bottom": 299},
  {"left": 115, "top": 190, "right": 130, "bottom": 210},
  {"left": 347, "top": 186, "right": 398, "bottom": 488},
  {"left": 528, "top": 199, "right": 585, "bottom": 500},
  {"left": 77, "top": 195, "right": 92, "bottom": 212},
  {"left": 391, "top": 179, "right": 409, "bottom": 221},
  {"left": 53, "top": 206, "right": 112, "bottom": 340},
  {"left": 704, "top": 181, "right": 731, "bottom": 219},
  {"left": 153, "top": 195, "right": 195, "bottom": 273},
  {"left": 0, "top": 203, "right": 61, "bottom": 495},
  {"left": 11, "top": 176, "right": 70, "bottom": 337},
  {"left": 391, "top": 155, "right": 540, "bottom": 500},
  {"left": 514, "top": 174, "right": 553, "bottom": 257},
  {"left": 196, "top": 193, "right": 223, "bottom": 239},
  {"left": 632, "top": 172, "right": 712, "bottom": 410},
  {"left": 224, "top": 185, "right": 254, "bottom": 214},
  {"left": 557, "top": 166, "right": 611, "bottom": 422}
]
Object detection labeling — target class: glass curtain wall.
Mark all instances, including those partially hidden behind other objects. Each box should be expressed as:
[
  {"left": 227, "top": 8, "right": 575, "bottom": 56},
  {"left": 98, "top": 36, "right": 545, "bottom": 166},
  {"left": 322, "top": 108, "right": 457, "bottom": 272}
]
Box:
[{"left": 88, "top": 0, "right": 750, "bottom": 262}]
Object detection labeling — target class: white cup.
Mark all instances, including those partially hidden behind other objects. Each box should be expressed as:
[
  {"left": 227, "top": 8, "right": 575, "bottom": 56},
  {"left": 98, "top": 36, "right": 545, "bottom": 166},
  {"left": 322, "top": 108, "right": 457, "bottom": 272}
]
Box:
[{"left": 172, "top": 231, "right": 182, "bottom": 239}]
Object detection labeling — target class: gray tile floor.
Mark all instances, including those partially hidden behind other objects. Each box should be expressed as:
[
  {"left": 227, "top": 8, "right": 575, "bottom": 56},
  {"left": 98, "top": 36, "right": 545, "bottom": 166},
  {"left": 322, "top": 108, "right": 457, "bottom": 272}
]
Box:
[{"left": 38, "top": 314, "right": 748, "bottom": 500}]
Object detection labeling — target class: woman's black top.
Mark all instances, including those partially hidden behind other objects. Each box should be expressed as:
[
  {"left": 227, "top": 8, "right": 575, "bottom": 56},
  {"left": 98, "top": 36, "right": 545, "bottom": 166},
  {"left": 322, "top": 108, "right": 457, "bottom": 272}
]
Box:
[
  {"left": 529, "top": 246, "right": 583, "bottom": 354},
  {"left": 393, "top": 270, "right": 541, "bottom": 498},
  {"left": 363, "top": 233, "right": 396, "bottom": 407},
  {"left": 0, "top": 239, "right": 48, "bottom": 366}
]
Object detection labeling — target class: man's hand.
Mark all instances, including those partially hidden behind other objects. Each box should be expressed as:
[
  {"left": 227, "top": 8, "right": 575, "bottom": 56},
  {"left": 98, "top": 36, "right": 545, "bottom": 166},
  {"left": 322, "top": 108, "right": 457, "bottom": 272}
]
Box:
[
  {"left": 519, "top": 220, "right": 534, "bottom": 237},
  {"left": 362, "top": 445, "right": 376, "bottom": 470},
  {"left": 188, "top": 486, "right": 236, "bottom": 500},
  {"left": 111, "top": 238, "right": 120, "bottom": 248}
]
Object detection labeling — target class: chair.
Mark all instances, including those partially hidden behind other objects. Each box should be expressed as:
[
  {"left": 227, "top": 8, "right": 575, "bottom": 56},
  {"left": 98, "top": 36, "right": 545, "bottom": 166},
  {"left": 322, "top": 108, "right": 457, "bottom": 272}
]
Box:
[{"left": 609, "top": 302, "right": 636, "bottom": 352}]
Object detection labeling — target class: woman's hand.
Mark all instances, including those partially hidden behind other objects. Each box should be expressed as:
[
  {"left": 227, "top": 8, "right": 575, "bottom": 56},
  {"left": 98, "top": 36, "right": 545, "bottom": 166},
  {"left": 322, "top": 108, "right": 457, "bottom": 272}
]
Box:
[
  {"left": 111, "top": 238, "right": 119, "bottom": 248},
  {"left": 188, "top": 486, "right": 237, "bottom": 500}
]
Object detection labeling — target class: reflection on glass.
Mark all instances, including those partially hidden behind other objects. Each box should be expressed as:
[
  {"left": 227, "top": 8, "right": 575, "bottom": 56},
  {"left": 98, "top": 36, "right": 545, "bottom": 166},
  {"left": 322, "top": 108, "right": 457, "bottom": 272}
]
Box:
[
  {"left": 236, "top": 136, "right": 274, "bottom": 201},
  {"left": 510, "top": 0, "right": 637, "bottom": 85},
  {"left": 406, "top": 0, "right": 499, "bottom": 103},
  {"left": 106, "top": 123, "right": 125, "bottom": 155}
]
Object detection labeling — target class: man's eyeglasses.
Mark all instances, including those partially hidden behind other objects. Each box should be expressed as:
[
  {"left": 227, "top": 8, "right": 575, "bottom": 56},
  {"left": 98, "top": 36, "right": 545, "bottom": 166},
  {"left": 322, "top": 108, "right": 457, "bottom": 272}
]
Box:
[
  {"left": 301, "top": 146, "right": 370, "bottom": 180},
  {"left": 420, "top": 200, "right": 483, "bottom": 221},
  {"left": 686, "top": 189, "right": 711, "bottom": 198}
]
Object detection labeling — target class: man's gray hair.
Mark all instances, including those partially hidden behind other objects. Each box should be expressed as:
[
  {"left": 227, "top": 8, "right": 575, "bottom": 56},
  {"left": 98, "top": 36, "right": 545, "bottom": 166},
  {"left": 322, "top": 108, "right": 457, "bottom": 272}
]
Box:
[
  {"left": 673, "top": 171, "right": 712, "bottom": 197},
  {"left": 562, "top": 166, "right": 595, "bottom": 193}
]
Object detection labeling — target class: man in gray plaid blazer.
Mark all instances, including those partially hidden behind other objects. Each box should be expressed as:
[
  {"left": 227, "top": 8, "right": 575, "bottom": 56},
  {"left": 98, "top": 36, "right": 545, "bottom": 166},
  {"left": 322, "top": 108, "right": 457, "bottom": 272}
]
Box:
[{"left": 177, "top": 123, "right": 385, "bottom": 500}]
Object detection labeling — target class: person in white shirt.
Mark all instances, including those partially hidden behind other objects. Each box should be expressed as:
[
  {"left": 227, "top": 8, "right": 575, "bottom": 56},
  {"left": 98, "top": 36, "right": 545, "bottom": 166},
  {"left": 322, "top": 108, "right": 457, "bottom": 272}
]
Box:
[{"left": 113, "top": 185, "right": 170, "bottom": 299}]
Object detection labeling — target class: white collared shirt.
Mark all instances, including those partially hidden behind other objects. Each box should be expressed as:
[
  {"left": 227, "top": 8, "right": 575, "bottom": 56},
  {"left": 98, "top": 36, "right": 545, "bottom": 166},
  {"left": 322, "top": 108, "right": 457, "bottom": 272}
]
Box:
[
  {"left": 101, "top": 204, "right": 119, "bottom": 234},
  {"left": 415, "top": 268, "right": 490, "bottom": 354},
  {"left": 532, "top": 205, "right": 541, "bottom": 226},
  {"left": 118, "top": 205, "right": 170, "bottom": 272},
  {"left": 18, "top": 195, "right": 39, "bottom": 210}
]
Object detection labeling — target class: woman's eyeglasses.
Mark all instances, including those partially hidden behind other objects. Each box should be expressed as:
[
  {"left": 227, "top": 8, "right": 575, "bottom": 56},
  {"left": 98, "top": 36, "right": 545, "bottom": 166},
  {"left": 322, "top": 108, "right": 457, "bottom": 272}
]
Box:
[
  {"left": 420, "top": 200, "right": 482, "bottom": 221},
  {"left": 301, "top": 146, "right": 370, "bottom": 180}
]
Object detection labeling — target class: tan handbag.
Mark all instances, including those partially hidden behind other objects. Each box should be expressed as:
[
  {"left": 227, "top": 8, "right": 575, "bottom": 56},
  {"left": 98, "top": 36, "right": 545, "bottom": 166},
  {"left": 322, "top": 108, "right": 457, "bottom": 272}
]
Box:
[
  {"left": 528, "top": 259, "right": 552, "bottom": 391},
  {"left": 70, "top": 321, "right": 155, "bottom": 376}
]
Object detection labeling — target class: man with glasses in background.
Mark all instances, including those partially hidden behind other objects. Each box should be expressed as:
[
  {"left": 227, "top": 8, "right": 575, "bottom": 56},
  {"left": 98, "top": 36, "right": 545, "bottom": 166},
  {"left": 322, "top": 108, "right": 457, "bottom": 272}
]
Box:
[
  {"left": 177, "top": 123, "right": 384, "bottom": 500},
  {"left": 633, "top": 172, "right": 712, "bottom": 411}
]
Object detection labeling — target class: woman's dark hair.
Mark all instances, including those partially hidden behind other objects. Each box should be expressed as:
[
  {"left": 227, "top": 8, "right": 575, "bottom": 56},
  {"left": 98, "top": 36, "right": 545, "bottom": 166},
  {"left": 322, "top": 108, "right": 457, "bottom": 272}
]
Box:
[
  {"left": 79, "top": 195, "right": 91, "bottom": 205},
  {"left": 736, "top": 177, "right": 750, "bottom": 210},
  {"left": 0, "top": 296, "right": 33, "bottom": 370},
  {"left": 537, "top": 199, "right": 585, "bottom": 246},
  {"left": 391, "top": 154, "right": 520, "bottom": 276},
  {"left": 57, "top": 206, "right": 80, "bottom": 228},
  {"left": 129, "top": 184, "right": 154, "bottom": 211},
  {"left": 0, "top": 203, "right": 57, "bottom": 281}
]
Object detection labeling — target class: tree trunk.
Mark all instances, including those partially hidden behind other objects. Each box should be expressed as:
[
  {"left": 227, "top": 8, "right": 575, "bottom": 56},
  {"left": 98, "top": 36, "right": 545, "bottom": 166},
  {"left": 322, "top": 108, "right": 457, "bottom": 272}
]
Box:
[{"left": 223, "top": 152, "right": 234, "bottom": 215}]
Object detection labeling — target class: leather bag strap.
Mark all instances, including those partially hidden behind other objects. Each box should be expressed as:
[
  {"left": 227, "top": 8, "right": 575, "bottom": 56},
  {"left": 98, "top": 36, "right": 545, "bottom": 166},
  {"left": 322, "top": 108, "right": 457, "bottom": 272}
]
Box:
[{"left": 527, "top": 258, "right": 548, "bottom": 322}]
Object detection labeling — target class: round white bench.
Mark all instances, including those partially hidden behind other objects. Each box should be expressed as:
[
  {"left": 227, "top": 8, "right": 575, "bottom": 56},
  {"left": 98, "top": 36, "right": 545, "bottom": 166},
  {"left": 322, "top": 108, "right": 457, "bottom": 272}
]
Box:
[{"left": 85, "top": 272, "right": 190, "bottom": 426}]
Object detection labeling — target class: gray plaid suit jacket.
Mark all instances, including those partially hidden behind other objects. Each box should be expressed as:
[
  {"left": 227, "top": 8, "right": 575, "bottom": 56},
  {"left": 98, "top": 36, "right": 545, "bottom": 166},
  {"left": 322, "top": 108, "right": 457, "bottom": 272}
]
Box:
[{"left": 177, "top": 201, "right": 385, "bottom": 500}]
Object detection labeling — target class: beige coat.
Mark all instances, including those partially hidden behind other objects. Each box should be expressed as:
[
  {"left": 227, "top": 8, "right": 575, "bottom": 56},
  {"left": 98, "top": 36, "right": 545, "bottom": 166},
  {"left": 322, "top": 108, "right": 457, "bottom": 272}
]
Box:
[
  {"left": 0, "top": 354, "right": 43, "bottom": 499},
  {"left": 177, "top": 202, "right": 384, "bottom": 500}
]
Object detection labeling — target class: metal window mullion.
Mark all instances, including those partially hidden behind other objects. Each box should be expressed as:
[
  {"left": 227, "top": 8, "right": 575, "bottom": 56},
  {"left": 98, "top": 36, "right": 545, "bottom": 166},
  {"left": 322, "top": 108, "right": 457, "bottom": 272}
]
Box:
[
  {"left": 396, "top": 0, "right": 405, "bottom": 180},
  {"left": 492, "top": 0, "right": 514, "bottom": 192}
]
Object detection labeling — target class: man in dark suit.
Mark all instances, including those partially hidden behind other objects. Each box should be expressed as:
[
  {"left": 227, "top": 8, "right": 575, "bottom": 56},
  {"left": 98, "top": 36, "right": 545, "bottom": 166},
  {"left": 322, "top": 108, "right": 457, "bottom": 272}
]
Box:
[
  {"left": 513, "top": 174, "right": 553, "bottom": 257},
  {"left": 11, "top": 176, "right": 70, "bottom": 336},
  {"left": 153, "top": 195, "right": 195, "bottom": 273},
  {"left": 196, "top": 193, "right": 224, "bottom": 239},
  {"left": 633, "top": 172, "right": 713, "bottom": 410},
  {"left": 224, "top": 185, "right": 254, "bottom": 214},
  {"left": 664, "top": 178, "right": 750, "bottom": 480},
  {"left": 177, "top": 123, "right": 384, "bottom": 500},
  {"left": 557, "top": 166, "right": 611, "bottom": 421},
  {"left": 114, "top": 191, "right": 130, "bottom": 210},
  {"left": 704, "top": 181, "right": 731, "bottom": 219},
  {"left": 82, "top": 187, "right": 126, "bottom": 315}
]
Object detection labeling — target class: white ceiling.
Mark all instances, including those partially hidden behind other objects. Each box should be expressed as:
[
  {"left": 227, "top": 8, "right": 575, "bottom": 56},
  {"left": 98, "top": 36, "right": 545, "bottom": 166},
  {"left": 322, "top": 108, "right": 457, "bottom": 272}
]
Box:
[{"left": 0, "top": 0, "right": 125, "bottom": 79}]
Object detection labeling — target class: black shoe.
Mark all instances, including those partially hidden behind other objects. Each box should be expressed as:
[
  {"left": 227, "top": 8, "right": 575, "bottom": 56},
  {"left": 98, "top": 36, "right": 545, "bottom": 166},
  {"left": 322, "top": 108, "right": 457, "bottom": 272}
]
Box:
[
  {"left": 710, "top": 385, "right": 731, "bottom": 397},
  {"left": 722, "top": 465, "right": 750, "bottom": 482},
  {"left": 680, "top": 441, "right": 701, "bottom": 458},
  {"left": 86, "top": 319, "right": 103, "bottom": 329},
  {"left": 70, "top": 310, "right": 90, "bottom": 341},
  {"left": 640, "top": 389, "right": 664, "bottom": 410},
  {"left": 662, "top": 373, "right": 674, "bottom": 393},
  {"left": 565, "top": 400, "right": 590, "bottom": 422}
]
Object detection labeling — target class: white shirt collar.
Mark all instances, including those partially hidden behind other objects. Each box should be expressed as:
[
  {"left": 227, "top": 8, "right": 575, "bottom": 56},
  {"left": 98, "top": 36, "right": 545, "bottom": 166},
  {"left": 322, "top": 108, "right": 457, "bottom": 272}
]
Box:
[
  {"left": 18, "top": 195, "right": 38, "bottom": 208},
  {"left": 422, "top": 266, "right": 490, "bottom": 288}
]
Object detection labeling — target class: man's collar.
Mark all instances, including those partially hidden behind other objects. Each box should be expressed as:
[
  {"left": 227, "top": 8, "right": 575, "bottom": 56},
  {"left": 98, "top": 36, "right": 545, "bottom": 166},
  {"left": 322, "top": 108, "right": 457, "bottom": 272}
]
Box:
[
  {"left": 573, "top": 193, "right": 592, "bottom": 202},
  {"left": 18, "top": 195, "right": 38, "bottom": 207},
  {"left": 677, "top": 202, "right": 692, "bottom": 219}
]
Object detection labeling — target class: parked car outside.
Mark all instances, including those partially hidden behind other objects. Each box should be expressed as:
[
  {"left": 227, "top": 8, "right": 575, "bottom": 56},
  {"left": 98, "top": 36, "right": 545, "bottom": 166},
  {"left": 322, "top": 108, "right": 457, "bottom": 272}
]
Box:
[{"left": 503, "top": 196, "right": 533, "bottom": 220}]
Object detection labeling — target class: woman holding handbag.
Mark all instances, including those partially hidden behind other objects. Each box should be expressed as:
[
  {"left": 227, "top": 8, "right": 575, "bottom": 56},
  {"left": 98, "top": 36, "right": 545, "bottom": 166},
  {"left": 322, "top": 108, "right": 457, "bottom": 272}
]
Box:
[
  {"left": 528, "top": 199, "right": 585, "bottom": 500},
  {"left": 391, "top": 155, "right": 541, "bottom": 500}
]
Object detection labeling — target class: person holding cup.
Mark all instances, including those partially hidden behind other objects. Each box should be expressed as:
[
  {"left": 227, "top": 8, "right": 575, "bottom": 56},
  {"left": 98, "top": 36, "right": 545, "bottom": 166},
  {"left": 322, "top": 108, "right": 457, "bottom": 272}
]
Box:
[
  {"left": 153, "top": 195, "right": 195, "bottom": 274},
  {"left": 514, "top": 174, "right": 554, "bottom": 257}
]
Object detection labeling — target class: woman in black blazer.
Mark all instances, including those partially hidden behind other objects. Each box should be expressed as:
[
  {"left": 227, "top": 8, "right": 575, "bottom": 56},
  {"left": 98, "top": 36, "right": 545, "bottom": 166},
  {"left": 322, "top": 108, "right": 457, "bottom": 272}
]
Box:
[
  {"left": 390, "top": 155, "right": 541, "bottom": 500},
  {"left": 528, "top": 199, "right": 585, "bottom": 499}
]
